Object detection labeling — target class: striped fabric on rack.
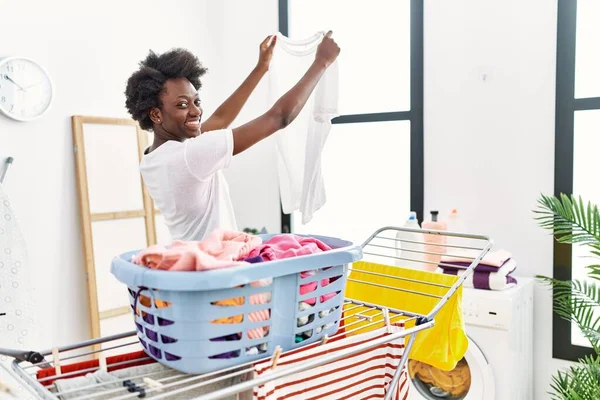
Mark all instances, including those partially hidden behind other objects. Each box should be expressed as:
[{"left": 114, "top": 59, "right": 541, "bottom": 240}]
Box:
[{"left": 252, "top": 327, "right": 409, "bottom": 400}]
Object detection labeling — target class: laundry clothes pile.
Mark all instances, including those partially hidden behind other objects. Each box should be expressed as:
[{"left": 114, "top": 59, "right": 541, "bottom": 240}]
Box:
[
  {"left": 132, "top": 230, "right": 262, "bottom": 271},
  {"left": 132, "top": 231, "right": 338, "bottom": 358},
  {"left": 436, "top": 249, "right": 518, "bottom": 290}
]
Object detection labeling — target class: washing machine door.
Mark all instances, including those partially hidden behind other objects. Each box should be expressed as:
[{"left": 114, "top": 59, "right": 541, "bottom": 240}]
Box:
[{"left": 406, "top": 336, "right": 495, "bottom": 400}]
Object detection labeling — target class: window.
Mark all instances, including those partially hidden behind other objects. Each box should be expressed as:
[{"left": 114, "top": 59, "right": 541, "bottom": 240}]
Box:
[
  {"left": 554, "top": 0, "right": 600, "bottom": 361},
  {"left": 278, "top": 0, "right": 424, "bottom": 241}
]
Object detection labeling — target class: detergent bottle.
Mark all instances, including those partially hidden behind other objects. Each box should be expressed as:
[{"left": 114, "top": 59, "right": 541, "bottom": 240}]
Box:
[
  {"left": 395, "top": 212, "right": 425, "bottom": 269},
  {"left": 421, "top": 210, "right": 447, "bottom": 270},
  {"left": 446, "top": 209, "right": 469, "bottom": 247}
]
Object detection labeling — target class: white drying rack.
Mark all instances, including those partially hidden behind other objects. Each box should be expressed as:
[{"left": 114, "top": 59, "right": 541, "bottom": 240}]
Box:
[{"left": 1, "top": 226, "right": 492, "bottom": 400}]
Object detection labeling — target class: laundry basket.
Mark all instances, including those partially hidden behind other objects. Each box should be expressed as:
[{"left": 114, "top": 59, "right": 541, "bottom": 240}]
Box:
[{"left": 110, "top": 234, "right": 362, "bottom": 374}]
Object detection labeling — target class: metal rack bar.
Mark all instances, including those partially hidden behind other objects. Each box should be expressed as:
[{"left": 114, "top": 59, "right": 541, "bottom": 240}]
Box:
[
  {"left": 363, "top": 233, "right": 489, "bottom": 270},
  {"left": 385, "top": 332, "right": 418, "bottom": 400},
  {"left": 362, "top": 250, "right": 486, "bottom": 271},
  {"left": 372, "top": 234, "right": 485, "bottom": 251},
  {"left": 38, "top": 330, "right": 137, "bottom": 358},
  {"left": 366, "top": 242, "right": 479, "bottom": 260},
  {"left": 363, "top": 227, "right": 493, "bottom": 322}
]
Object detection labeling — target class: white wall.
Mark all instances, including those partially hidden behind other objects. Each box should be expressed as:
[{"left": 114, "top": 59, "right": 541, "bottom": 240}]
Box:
[
  {"left": 205, "top": 0, "right": 281, "bottom": 235},
  {"left": 424, "top": 0, "right": 571, "bottom": 398},
  {"left": 0, "top": 0, "right": 213, "bottom": 349}
]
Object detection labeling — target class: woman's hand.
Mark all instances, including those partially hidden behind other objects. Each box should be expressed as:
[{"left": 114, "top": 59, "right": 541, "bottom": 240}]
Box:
[
  {"left": 257, "top": 35, "right": 277, "bottom": 72},
  {"left": 232, "top": 31, "right": 341, "bottom": 155},
  {"left": 315, "top": 31, "right": 340, "bottom": 68}
]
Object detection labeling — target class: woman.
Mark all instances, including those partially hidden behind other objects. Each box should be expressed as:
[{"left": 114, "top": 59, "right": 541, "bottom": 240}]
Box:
[{"left": 125, "top": 32, "right": 340, "bottom": 241}]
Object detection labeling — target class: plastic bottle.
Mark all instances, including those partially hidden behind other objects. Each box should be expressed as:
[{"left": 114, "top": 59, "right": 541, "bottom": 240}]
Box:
[
  {"left": 421, "top": 210, "right": 447, "bottom": 270},
  {"left": 395, "top": 212, "right": 425, "bottom": 269},
  {"left": 446, "top": 209, "right": 468, "bottom": 248}
]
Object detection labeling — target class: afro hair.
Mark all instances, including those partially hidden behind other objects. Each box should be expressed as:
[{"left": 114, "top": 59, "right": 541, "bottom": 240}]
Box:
[{"left": 125, "top": 48, "right": 207, "bottom": 130}]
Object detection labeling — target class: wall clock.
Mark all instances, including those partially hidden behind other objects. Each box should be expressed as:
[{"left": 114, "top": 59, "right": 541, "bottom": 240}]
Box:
[{"left": 0, "top": 57, "right": 53, "bottom": 122}]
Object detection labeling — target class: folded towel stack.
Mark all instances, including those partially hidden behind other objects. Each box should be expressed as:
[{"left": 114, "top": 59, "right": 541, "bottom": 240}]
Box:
[{"left": 436, "top": 249, "right": 518, "bottom": 291}]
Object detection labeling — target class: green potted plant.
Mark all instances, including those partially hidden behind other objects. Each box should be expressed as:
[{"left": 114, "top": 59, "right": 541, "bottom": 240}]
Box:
[{"left": 535, "top": 193, "right": 600, "bottom": 399}]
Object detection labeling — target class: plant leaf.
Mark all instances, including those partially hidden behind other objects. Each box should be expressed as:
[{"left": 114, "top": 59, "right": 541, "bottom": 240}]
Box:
[
  {"left": 537, "top": 276, "right": 600, "bottom": 353},
  {"left": 534, "top": 194, "right": 600, "bottom": 248}
]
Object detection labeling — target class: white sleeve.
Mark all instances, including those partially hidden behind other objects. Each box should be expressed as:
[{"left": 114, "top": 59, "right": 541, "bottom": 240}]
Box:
[{"left": 184, "top": 129, "right": 234, "bottom": 180}]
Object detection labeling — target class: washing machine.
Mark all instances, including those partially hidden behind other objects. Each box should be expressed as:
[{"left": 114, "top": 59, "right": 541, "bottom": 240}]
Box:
[{"left": 407, "top": 277, "right": 534, "bottom": 400}]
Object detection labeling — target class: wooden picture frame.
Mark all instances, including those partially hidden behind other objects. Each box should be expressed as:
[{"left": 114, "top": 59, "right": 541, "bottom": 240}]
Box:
[{"left": 72, "top": 116, "right": 161, "bottom": 351}]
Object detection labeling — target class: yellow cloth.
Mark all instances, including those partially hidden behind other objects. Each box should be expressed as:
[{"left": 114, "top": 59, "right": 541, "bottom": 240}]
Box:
[
  {"left": 344, "top": 261, "right": 467, "bottom": 371},
  {"left": 136, "top": 294, "right": 172, "bottom": 319},
  {"left": 136, "top": 294, "right": 244, "bottom": 324},
  {"left": 138, "top": 294, "right": 172, "bottom": 309},
  {"left": 210, "top": 297, "right": 244, "bottom": 324}
]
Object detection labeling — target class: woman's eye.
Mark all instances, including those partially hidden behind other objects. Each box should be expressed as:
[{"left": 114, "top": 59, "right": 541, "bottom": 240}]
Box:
[
  {"left": 178, "top": 102, "right": 188, "bottom": 107},
  {"left": 195, "top": 100, "right": 201, "bottom": 106}
]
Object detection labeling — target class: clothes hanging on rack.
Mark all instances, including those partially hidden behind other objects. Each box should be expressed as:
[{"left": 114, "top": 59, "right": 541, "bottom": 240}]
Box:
[
  {"left": 252, "top": 327, "right": 408, "bottom": 400},
  {"left": 345, "top": 262, "right": 467, "bottom": 371},
  {"left": 269, "top": 32, "right": 340, "bottom": 224}
]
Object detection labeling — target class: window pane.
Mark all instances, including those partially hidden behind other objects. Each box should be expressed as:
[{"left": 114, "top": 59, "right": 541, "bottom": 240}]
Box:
[
  {"left": 575, "top": 0, "right": 600, "bottom": 98},
  {"left": 571, "top": 110, "right": 600, "bottom": 347},
  {"left": 291, "top": 121, "right": 411, "bottom": 245},
  {"left": 289, "top": 0, "right": 411, "bottom": 114}
]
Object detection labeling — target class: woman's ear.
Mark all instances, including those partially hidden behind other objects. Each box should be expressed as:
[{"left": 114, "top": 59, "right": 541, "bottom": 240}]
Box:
[{"left": 149, "top": 108, "right": 162, "bottom": 124}]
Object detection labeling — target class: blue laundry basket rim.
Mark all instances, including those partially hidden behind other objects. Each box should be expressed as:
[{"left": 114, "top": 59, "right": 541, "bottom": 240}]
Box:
[{"left": 111, "top": 234, "right": 362, "bottom": 291}]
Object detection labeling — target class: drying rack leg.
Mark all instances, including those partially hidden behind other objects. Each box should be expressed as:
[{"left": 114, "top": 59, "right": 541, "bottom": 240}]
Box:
[{"left": 384, "top": 332, "right": 418, "bottom": 400}]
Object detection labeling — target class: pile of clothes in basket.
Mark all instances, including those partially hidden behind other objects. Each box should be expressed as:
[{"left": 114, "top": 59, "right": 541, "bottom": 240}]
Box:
[
  {"left": 436, "top": 249, "right": 518, "bottom": 290},
  {"left": 132, "top": 230, "right": 339, "bottom": 354}
]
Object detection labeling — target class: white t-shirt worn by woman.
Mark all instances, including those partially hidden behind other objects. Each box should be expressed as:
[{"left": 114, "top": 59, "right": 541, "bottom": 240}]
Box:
[{"left": 139, "top": 129, "right": 237, "bottom": 241}]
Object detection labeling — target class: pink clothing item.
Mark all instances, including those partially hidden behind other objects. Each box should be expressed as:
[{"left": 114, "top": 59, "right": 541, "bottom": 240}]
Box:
[
  {"left": 247, "top": 296, "right": 271, "bottom": 339},
  {"left": 132, "top": 230, "right": 261, "bottom": 271},
  {"left": 197, "top": 230, "right": 262, "bottom": 262},
  {"left": 248, "top": 234, "right": 336, "bottom": 305},
  {"left": 247, "top": 280, "right": 273, "bottom": 339},
  {"left": 441, "top": 248, "right": 512, "bottom": 268},
  {"left": 247, "top": 234, "right": 330, "bottom": 260},
  {"left": 299, "top": 270, "right": 337, "bottom": 305},
  {"left": 133, "top": 243, "right": 248, "bottom": 272}
]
